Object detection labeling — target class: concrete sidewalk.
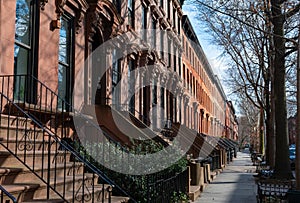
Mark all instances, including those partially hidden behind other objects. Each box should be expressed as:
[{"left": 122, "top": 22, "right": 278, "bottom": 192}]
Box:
[{"left": 194, "top": 150, "right": 257, "bottom": 203}]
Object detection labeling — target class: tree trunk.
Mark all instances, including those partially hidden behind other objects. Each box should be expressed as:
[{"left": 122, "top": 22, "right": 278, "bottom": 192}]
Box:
[
  {"left": 265, "top": 76, "right": 275, "bottom": 167},
  {"left": 269, "top": 25, "right": 276, "bottom": 169},
  {"left": 296, "top": 20, "right": 300, "bottom": 190},
  {"left": 269, "top": 79, "right": 276, "bottom": 168},
  {"left": 271, "top": 0, "right": 293, "bottom": 179},
  {"left": 259, "top": 108, "right": 264, "bottom": 155}
]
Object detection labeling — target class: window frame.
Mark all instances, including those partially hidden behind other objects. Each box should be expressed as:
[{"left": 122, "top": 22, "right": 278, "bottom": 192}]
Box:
[
  {"left": 14, "top": 0, "right": 40, "bottom": 103},
  {"left": 57, "top": 13, "right": 75, "bottom": 109},
  {"left": 128, "top": 0, "right": 134, "bottom": 28}
]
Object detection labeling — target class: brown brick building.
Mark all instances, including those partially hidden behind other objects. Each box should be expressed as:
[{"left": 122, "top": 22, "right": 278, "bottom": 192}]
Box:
[
  {"left": 0, "top": 0, "right": 238, "bottom": 201},
  {"left": 0, "top": 0, "right": 237, "bottom": 141}
]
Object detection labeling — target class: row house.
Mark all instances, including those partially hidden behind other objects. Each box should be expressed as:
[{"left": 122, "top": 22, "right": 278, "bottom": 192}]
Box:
[
  {"left": 225, "top": 100, "right": 238, "bottom": 140},
  {"left": 0, "top": 0, "right": 238, "bottom": 201},
  {"left": 0, "top": 0, "right": 236, "bottom": 143},
  {"left": 180, "top": 16, "right": 229, "bottom": 138}
]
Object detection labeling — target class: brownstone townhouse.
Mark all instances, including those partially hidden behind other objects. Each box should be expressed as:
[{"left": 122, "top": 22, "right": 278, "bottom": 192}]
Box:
[{"left": 0, "top": 0, "right": 238, "bottom": 202}]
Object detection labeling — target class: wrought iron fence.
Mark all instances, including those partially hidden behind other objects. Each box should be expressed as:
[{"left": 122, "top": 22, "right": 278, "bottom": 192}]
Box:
[
  {"left": 256, "top": 179, "right": 295, "bottom": 203},
  {"left": 146, "top": 169, "right": 189, "bottom": 203}
]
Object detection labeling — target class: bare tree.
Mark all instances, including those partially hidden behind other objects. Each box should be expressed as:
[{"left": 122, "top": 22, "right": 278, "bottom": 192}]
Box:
[{"left": 187, "top": 0, "right": 300, "bottom": 179}]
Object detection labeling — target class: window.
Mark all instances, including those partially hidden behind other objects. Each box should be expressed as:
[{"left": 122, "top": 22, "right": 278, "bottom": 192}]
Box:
[
  {"left": 178, "top": 17, "right": 180, "bottom": 34},
  {"left": 168, "top": 39, "right": 171, "bottom": 67},
  {"left": 14, "top": 0, "right": 39, "bottom": 101},
  {"left": 113, "top": 0, "right": 121, "bottom": 13},
  {"left": 141, "top": 5, "right": 147, "bottom": 40},
  {"left": 160, "top": 87, "right": 165, "bottom": 120},
  {"left": 128, "top": 0, "right": 134, "bottom": 28},
  {"left": 183, "top": 64, "right": 185, "bottom": 80},
  {"left": 112, "top": 49, "right": 121, "bottom": 106},
  {"left": 167, "top": 1, "right": 170, "bottom": 19},
  {"left": 160, "top": 30, "right": 164, "bottom": 59},
  {"left": 178, "top": 57, "right": 181, "bottom": 76},
  {"left": 128, "top": 59, "right": 135, "bottom": 113},
  {"left": 173, "top": 49, "right": 176, "bottom": 72},
  {"left": 58, "top": 14, "right": 74, "bottom": 109},
  {"left": 173, "top": 8, "right": 176, "bottom": 28},
  {"left": 152, "top": 18, "right": 156, "bottom": 49},
  {"left": 152, "top": 79, "right": 157, "bottom": 106}
]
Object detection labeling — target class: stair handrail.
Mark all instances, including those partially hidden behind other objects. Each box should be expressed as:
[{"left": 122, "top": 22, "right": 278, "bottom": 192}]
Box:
[
  {"left": 0, "top": 74, "right": 137, "bottom": 202},
  {"left": 0, "top": 92, "right": 136, "bottom": 202},
  {"left": 0, "top": 185, "right": 17, "bottom": 203}
]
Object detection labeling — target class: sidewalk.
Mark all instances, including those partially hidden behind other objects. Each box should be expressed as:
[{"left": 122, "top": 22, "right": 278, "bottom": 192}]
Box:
[{"left": 194, "top": 150, "right": 257, "bottom": 203}]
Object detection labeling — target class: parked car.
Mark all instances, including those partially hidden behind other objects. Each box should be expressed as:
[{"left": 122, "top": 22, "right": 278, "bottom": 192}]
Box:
[{"left": 289, "top": 147, "right": 296, "bottom": 170}]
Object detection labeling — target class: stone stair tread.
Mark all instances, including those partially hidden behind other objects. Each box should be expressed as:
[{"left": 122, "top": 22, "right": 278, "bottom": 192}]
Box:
[
  {"left": 48, "top": 174, "right": 92, "bottom": 185},
  {"left": 0, "top": 114, "right": 34, "bottom": 125},
  {"left": 108, "top": 196, "right": 130, "bottom": 203},
  {"left": 0, "top": 150, "right": 68, "bottom": 155},
  {"left": 0, "top": 162, "right": 82, "bottom": 174},
  {"left": 0, "top": 184, "right": 39, "bottom": 193},
  {"left": 23, "top": 199, "right": 64, "bottom": 203},
  {"left": 0, "top": 125, "right": 44, "bottom": 131},
  {"left": 0, "top": 167, "right": 23, "bottom": 174},
  {"left": 92, "top": 197, "right": 130, "bottom": 203},
  {"left": 0, "top": 150, "right": 11, "bottom": 156},
  {"left": 189, "top": 185, "right": 201, "bottom": 193},
  {"left": 63, "top": 185, "right": 129, "bottom": 203},
  {"left": 0, "top": 138, "right": 52, "bottom": 143}
]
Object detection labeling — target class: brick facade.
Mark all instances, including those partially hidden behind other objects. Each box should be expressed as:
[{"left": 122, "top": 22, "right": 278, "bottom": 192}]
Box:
[{"left": 0, "top": 0, "right": 237, "bottom": 148}]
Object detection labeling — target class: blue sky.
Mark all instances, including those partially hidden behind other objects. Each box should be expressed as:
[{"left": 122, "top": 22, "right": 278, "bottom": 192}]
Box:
[
  {"left": 182, "top": 4, "right": 227, "bottom": 75},
  {"left": 182, "top": 4, "right": 230, "bottom": 95}
]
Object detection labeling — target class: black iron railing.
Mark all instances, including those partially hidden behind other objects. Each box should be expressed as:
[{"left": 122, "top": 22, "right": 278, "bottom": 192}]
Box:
[
  {"left": 256, "top": 179, "right": 295, "bottom": 203},
  {"left": 0, "top": 74, "right": 135, "bottom": 202},
  {"left": 0, "top": 185, "right": 17, "bottom": 203},
  {"left": 147, "top": 169, "right": 189, "bottom": 203}
]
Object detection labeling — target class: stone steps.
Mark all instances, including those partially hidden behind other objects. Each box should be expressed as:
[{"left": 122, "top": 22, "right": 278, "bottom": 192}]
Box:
[
  {"left": 0, "top": 139, "right": 58, "bottom": 152},
  {"left": 0, "top": 125, "right": 47, "bottom": 142},
  {"left": 0, "top": 150, "right": 71, "bottom": 167},
  {"left": 0, "top": 162, "right": 84, "bottom": 185},
  {"left": 0, "top": 114, "right": 35, "bottom": 128},
  {"left": 0, "top": 113, "right": 130, "bottom": 203},
  {"left": 1, "top": 174, "right": 98, "bottom": 201}
]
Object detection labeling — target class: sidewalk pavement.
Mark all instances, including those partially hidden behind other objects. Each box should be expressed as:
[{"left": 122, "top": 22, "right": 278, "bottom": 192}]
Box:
[{"left": 194, "top": 150, "right": 257, "bottom": 203}]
